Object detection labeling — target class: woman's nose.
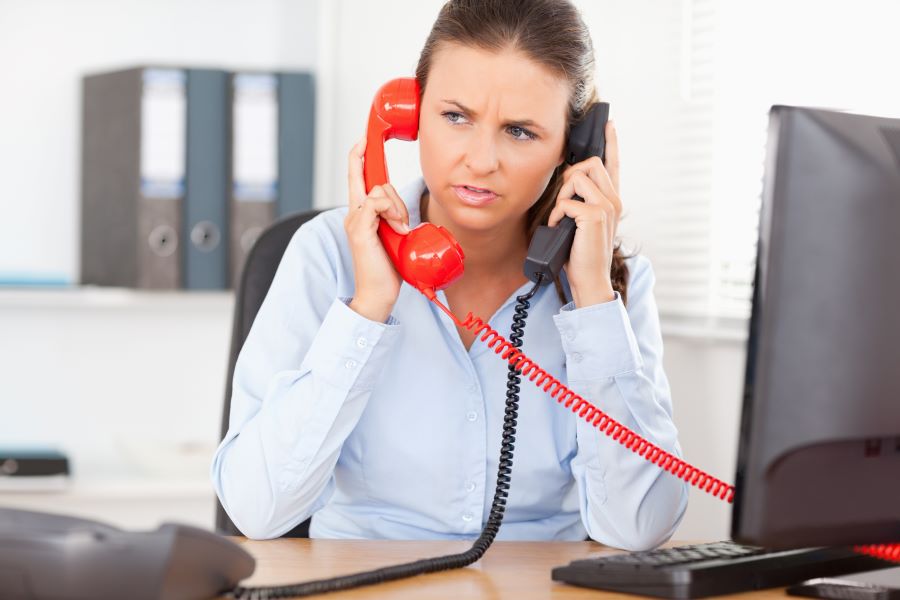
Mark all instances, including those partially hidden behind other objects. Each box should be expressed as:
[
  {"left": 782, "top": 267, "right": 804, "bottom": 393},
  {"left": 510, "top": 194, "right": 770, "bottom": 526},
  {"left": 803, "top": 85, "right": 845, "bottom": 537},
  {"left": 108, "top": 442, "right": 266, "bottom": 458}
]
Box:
[{"left": 464, "top": 130, "right": 500, "bottom": 175}]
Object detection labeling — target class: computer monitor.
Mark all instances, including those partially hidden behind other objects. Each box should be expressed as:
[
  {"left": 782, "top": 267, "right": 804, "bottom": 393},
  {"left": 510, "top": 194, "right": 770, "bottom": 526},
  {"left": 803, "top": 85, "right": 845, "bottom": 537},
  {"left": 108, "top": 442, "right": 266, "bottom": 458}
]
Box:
[{"left": 731, "top": 105, "right": 900, "bottom": 549}]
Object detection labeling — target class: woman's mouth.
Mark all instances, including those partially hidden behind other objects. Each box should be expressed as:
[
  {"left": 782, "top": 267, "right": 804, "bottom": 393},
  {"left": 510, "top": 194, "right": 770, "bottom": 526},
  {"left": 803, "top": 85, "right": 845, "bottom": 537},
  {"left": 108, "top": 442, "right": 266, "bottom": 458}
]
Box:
[{"left": 453, "top": 185, "right": 499, "bottom": 207}]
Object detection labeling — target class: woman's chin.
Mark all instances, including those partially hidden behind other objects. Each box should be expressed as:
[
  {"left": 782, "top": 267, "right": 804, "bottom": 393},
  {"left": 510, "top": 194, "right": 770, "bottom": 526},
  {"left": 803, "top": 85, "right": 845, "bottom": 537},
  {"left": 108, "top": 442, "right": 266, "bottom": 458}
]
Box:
[
  {"left": 427, "top": 190, "right": 521, "bottom": 234},
  {"left": 445, "top": 205, "right": 509, "bottom": 233}
]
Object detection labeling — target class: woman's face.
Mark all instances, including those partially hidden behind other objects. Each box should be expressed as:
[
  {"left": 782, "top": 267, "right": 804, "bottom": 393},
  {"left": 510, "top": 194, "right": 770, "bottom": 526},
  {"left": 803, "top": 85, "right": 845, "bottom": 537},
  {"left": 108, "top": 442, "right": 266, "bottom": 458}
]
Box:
[{"left": 419, "top": 42, "right": 569, "bottom": 235}]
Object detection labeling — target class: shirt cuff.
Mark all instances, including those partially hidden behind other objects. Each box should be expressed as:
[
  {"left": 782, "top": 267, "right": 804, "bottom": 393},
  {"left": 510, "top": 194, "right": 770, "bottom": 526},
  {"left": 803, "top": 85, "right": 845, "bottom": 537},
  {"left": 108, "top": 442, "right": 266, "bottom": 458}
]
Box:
[
  {"left": 299, "top": 297, "right": 401, "bottom": 390},
  {"left": 552, "top": 292, "right": 643, "bottom": 381}
]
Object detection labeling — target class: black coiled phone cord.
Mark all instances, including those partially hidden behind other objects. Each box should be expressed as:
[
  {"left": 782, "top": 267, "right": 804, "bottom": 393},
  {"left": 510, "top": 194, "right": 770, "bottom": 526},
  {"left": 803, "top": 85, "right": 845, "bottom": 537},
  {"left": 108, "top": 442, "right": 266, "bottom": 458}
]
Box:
[{"left": 229, "top": 280, "right": 543, "bottom": 600}]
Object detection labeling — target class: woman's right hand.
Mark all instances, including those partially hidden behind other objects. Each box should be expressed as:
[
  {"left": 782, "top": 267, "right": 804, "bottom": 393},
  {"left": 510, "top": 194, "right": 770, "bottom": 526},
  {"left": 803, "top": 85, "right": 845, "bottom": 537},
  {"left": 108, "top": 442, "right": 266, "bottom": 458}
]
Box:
[{"left": 344, "top": 135, "right": 410, "bottom": 323}]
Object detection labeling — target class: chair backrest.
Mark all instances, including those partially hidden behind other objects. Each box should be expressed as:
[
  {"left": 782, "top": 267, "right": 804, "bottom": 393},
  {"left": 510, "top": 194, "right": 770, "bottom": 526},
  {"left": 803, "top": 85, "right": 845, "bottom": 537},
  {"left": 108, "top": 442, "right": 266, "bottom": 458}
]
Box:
[{"left": 215, "top": 209, "right": 322, "bottom": 538}]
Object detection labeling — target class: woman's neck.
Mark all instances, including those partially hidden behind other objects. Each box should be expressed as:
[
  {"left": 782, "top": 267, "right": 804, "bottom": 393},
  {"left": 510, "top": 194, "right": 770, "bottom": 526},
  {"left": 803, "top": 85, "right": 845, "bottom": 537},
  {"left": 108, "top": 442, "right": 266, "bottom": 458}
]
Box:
[{"left": 420, "top": 190, "right": 528, "bottom": 282}]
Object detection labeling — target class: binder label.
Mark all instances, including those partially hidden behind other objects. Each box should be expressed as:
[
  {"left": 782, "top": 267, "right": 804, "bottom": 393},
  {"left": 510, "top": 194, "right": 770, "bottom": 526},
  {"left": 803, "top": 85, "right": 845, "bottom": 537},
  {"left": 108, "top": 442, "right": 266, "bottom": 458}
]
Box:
[
  {"left": 233, "top": 73, "right": 278, "bottom": 201},
  {"left": 140, "top": 69, "right": 186, "bottom": 199}
]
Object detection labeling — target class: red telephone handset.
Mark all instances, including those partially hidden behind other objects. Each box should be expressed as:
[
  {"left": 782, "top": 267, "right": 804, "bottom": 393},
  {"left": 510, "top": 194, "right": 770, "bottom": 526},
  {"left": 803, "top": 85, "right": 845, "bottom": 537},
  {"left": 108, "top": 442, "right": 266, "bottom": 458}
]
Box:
[{"left": 362, "top": 78, "right": 465, "bottom": 300}]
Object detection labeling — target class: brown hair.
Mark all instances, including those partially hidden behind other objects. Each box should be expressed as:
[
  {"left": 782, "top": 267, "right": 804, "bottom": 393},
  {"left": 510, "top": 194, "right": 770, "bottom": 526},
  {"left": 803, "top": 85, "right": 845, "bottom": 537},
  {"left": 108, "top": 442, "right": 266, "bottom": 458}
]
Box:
[{"left": 415, "top": 0, "right": 630, "bottom": 305}]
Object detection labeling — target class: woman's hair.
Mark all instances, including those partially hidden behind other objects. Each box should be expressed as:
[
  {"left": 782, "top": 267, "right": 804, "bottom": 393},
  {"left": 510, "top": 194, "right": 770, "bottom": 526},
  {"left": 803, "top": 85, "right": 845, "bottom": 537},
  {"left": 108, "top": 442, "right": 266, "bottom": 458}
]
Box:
[{"left": 415, "top": 0, "right": 630, "bottom": 305}]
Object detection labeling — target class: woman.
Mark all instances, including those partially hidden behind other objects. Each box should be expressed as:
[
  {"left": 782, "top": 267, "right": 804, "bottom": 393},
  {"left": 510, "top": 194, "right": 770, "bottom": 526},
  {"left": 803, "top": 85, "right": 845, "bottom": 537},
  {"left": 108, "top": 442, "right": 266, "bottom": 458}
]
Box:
[{"left": 211, "top": 0, "right": 688, "bottom": 550}]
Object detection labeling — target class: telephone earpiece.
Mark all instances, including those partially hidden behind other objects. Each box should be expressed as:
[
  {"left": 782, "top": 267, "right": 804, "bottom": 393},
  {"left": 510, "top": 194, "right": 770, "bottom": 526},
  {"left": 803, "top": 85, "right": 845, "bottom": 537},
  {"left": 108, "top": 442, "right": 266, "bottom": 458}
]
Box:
[
  {"left": 363, "top": 78, "right": 465, "bottom": 299},
  {"left": 523, "top": 102, "right": 610, "bottom": 284}
]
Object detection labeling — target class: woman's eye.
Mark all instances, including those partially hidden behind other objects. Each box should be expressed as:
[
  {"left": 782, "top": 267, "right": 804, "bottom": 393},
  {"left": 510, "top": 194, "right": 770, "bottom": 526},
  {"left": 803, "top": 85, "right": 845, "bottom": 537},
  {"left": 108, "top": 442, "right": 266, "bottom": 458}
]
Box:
[
  {"left": 442, "top": 111, "right": 467, "bottom": 125},
  {"left": 507, "top": 125, "right": 537, "bottom": 141}
]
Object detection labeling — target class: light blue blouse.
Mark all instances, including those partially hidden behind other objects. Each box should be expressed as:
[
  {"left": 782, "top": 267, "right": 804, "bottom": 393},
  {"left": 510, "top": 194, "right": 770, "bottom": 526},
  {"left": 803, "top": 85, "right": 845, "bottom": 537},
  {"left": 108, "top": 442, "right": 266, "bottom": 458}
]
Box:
[{"left": 210, "top": 176, "right": 688, "bottom": 549}]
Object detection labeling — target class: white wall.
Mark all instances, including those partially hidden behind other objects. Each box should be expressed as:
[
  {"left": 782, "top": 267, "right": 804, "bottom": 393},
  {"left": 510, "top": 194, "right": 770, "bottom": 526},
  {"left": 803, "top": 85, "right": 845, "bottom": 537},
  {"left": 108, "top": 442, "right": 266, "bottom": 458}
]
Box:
[
  {"left": 0, "top": 290, "right": 233, "bottom": 529},
  {"left": 0, "top": 0, "right": 318, "bottom": 281}
]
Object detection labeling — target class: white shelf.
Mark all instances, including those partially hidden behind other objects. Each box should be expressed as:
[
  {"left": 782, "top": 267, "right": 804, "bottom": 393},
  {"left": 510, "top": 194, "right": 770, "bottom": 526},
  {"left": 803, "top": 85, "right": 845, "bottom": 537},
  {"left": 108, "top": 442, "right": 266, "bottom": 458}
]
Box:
[
  {"left": 0, "top": 477, "right": 217, "bottom": 530},
  {"left": 0, "top": 286, "right": 234, "bottom": 310},
  {"left": 0, "top": 477, "right": 213, "bottom": 499}
]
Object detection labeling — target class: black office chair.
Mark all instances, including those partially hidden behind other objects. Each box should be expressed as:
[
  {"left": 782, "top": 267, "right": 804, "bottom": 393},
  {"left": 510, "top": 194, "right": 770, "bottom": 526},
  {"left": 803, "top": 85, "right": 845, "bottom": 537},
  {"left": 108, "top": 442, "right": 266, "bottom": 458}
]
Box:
[{"left": 215, "top": 209, "right": 322, "bottom": 538}]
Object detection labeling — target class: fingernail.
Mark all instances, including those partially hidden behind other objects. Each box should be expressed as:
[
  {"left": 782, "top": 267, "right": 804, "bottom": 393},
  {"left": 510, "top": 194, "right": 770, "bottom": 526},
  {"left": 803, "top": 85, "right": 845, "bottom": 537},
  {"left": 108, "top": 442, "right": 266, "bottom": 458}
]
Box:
[{"left": 609, "top": 119, "right": 615, "bottom": 130}]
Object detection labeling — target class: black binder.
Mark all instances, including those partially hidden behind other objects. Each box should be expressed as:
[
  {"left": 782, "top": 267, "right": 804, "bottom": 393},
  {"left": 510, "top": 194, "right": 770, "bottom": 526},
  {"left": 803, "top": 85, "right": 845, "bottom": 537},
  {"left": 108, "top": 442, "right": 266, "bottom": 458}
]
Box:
[
  {"left": 184, "top": 68, "right": 230, "bottom": 290},
  {"left": 81, "top": 67, "right": 186, "bottom": 289},
  {"left": 0, "top": 448, "right": 69, "bottom": 478}
]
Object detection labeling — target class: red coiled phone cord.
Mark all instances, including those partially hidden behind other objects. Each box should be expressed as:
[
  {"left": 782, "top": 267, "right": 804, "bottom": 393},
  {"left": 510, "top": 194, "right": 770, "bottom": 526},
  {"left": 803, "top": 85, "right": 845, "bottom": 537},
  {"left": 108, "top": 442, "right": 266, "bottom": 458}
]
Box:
[
  {"left": 429, "top": 296, "right": 900, "bottom": 564},
  {"left": 854, "top": 543, "right": 900, "bottom": 562}
]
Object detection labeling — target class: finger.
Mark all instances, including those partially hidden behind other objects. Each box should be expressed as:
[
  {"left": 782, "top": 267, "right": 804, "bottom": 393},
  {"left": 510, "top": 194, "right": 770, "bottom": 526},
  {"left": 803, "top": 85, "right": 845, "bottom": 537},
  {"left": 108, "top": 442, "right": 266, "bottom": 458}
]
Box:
[
  {"left": 357, "top": 194, "right": 408, "bottom": 233},
  {"left": 547, "top": 197, "right": 594, "bottom": 228},
  {"left": 347, "top": 136, "right": 367, "bottom": 205},
  {"left": 380, "top": 183, "right": 410, "bottom": 227},
  {"left": 605, "top": 120, "right": 619, "bottom": 193},
  {"left": 557, "top": 171, "right": 610, "bottom": 210},
  {"left": 563, "top": 156, "right": 618, "bottom": 208},
  {"left": 572, "top": 168, "right": 621, "bottom": 215}
]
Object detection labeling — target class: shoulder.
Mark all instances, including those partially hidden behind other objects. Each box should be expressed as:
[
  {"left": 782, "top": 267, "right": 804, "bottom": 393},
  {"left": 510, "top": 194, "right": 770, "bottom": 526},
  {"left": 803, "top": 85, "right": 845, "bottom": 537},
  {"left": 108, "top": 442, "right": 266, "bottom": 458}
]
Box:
[
  {"left": 283, "top": 206, "right": 348, "bottom": 265},
  {"left": 624, "top": 253, "right": 655, "bottom": 288},
  {"left": 622, "top": 253, "right": 658, "bottom": 312},
  {"left": 277, "top": 176, "right": 426, "bottom": 281},
  {"left": 285, "top": 175, "right": 427, "bottom": 253}
]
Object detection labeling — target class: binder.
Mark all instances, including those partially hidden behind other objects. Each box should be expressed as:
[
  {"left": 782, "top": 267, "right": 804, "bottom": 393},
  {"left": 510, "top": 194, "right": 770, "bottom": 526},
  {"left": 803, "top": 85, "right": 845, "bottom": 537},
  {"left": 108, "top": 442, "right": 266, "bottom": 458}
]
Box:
[
  {"left": 228, "top": 71, "right": 315, "bottom": 288},
  {"left": 229, "top": 72, "right": 278, "bottom": 288},
  {"left": 0, "top": 447, "right": 70, "bottom": 491},
  {"left": 0, "top": 448, "right": 69, "bottom": 477},
  {"left": 81, "top": 67, "right": 186, "bottom": 289},
  {"left": 184, "top": 69, "right": 229, "bottom": 290},
  {"left": 277, "top": 72, "right": 315, "bottom": 217}
]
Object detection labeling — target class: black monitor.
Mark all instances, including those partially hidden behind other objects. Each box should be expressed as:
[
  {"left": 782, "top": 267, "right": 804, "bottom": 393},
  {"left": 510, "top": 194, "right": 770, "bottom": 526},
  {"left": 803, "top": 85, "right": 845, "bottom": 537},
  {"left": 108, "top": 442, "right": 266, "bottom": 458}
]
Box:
[
  {"left": 731, "top": 106, "right": 900, "bottom": 548},
  {"left": 731, "top": 105, "right": 900, "bottom": 549}
]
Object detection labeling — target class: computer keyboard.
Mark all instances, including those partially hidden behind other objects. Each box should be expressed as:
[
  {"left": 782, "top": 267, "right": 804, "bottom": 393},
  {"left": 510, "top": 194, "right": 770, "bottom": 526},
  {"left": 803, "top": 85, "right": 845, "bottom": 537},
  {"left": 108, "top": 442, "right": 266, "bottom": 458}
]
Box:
[{"left": 551, "top": 540, "right": 892, "bottom": 599}]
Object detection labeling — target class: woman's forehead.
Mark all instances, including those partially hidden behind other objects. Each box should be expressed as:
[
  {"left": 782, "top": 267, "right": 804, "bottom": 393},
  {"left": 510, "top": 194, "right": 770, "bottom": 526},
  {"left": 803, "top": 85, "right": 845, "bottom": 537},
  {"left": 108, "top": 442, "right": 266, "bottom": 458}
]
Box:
[{"left": 425, "top": 43, "right": 569, "bottom": 126}]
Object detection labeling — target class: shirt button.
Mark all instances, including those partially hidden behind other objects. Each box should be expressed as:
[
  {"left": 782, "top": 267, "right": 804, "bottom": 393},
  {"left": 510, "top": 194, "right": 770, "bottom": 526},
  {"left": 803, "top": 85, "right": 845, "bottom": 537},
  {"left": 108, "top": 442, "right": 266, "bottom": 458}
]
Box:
[
  {"left": 466, "top": 411, "right": 478, "bottom": 422},
  {"left": 345, "top": 359, "right": 357, "bottom": 369},
  {"left": 462, "top": 512, "right": 474, "bottom": 522},
  {"left": 468, "top": 383, "right": 478, "bottom": 394},
  {"left": 465, "top": 481, "right": 476, "bottom": 493},
  {"left": 565, "top": 331, "right": 576, "bottom": 341},
  {"left": 356, "top": 337, "right": 368, "bottom": 348},
  {"left": 571, "top": 352, "right": 583, "bottom": 363}
]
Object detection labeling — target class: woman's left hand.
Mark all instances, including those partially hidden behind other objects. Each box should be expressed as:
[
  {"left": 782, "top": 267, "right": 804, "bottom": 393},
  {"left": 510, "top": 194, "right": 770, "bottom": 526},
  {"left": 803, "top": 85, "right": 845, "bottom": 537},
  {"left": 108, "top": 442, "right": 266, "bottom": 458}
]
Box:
[{"left": 547, "top": 119, "right": 621, "bottom": 308}]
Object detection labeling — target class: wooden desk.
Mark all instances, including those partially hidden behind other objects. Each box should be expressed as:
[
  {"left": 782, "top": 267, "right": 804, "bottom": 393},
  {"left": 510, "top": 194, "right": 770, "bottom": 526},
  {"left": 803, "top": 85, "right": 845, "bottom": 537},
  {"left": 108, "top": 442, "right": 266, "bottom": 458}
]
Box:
[{"left": 226, "top": 539, "right": 790, "bottom": 599}]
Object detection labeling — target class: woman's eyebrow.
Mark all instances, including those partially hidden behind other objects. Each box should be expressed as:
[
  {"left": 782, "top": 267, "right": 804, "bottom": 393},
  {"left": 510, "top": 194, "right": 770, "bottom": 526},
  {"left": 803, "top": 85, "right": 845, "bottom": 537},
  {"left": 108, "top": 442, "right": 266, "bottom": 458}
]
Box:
[{"left": 440, "top": 99, "right": 546, "bottom": 133}]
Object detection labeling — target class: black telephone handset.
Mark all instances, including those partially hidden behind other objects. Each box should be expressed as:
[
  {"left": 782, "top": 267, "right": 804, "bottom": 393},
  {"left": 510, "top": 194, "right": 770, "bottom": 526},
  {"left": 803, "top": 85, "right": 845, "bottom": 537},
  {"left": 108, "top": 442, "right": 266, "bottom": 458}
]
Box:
[{"left": 524, "top": 102, "right": 610, "bottom": 284}]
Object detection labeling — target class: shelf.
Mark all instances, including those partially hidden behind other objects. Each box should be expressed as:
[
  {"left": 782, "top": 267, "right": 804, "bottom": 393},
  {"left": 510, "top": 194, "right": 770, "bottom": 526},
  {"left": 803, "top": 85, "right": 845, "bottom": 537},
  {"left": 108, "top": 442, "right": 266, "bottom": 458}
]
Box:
[
  {"left": 0, "top": 286, "right": 234, "bottom": 310},
  {"left": 0, "top": 477, "right": 214, "bottom": 499}
]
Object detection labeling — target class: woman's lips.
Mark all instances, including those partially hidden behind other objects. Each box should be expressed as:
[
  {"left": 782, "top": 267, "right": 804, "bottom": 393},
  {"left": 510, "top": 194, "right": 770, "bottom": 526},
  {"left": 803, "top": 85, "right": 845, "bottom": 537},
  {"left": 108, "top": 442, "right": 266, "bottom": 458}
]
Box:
[{"left": 453, "top": 185, "right": 499, "bottom": 207}]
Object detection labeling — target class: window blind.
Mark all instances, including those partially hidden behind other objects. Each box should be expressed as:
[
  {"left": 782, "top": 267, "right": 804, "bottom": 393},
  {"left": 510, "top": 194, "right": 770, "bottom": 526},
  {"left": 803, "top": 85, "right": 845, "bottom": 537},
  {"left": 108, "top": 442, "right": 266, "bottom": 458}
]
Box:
[{"left": 652, "top": 0, "right": 900, "bottom": 321}]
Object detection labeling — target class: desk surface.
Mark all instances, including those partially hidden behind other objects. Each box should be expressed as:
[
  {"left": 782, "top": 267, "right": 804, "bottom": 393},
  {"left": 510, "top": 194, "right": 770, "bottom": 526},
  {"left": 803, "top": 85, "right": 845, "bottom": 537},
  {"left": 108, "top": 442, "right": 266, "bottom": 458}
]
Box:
[{"left": 226, "top": 539, "right": 789, "bottom": 599}]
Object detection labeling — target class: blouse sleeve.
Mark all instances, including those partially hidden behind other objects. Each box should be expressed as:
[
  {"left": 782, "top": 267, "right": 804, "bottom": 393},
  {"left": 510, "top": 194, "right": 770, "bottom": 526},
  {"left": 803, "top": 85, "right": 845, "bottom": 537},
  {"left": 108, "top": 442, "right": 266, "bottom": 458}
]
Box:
[
  {"left": 552, "top": 255, "right": 689, "bottom": 550},
  {"left": 210, "top": 218, "right": 402, "bottom": 539}
]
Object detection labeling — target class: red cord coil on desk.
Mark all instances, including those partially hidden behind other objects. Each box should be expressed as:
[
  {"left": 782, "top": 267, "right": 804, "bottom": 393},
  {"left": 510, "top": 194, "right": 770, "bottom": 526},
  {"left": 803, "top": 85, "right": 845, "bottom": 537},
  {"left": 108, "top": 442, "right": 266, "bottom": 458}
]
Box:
[{"left": 855, "top": 543, "right": 900, "bottom": 563}]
